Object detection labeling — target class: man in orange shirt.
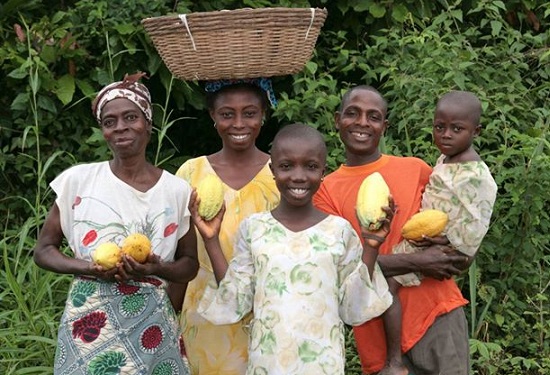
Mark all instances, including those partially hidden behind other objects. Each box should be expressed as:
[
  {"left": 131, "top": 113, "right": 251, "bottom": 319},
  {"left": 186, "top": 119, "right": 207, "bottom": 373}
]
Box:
[{"left": 313, "top": 85, "right": 470, "bottom": 374}]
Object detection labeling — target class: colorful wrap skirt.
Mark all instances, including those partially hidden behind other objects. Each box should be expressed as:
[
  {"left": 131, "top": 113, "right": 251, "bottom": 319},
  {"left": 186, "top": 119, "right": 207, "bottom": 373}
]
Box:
[{"left": 54, "top": 276, "right": 189, "bottom": 375}]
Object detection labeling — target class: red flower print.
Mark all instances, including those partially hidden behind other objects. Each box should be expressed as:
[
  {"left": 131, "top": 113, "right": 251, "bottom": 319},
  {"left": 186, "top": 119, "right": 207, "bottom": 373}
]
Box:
[
  {"left": 72, "top": 311, "right": 107, "bottom": 343},
  {"left": 72, "top": 196, "right": 82, "bottom": 209},
  {"left": 116, "top": 283, "right": 140, "bottom": 295},
  {"left": 164, "top": 223, "right": 178, "bottom": 237},
  {"left": 82, "top": 230, "right": 97, "bottom": 246},
  {"left": 140, "top": 325, "right": 164, "bottom": 353}
]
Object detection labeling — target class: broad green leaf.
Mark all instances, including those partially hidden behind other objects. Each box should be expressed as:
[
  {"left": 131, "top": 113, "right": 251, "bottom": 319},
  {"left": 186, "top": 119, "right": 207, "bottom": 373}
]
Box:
[
  {"left": 10, "top": 93, "right": 30, "bottom": 110},
  {"left": 490, "top": 21, "right": 502, "bottom": 37},
  {"left": 391, "top": 4, "right": 409, "bottom": 23},
  {"left": 55, "top": 74, "right": 75, "bottom": 105},
  {"left": 369, "top": 3, "right": 386, "bottom": 18}
]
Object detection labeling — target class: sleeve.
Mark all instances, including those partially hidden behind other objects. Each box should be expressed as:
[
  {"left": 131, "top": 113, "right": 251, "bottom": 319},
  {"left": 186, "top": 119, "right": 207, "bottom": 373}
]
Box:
[
  {"left": 176, "top": 178, "right": 192, "bottom": 240},
  {"left": 443, "top": 165, "right": 498, "bottom": 257},
  {"left": 338, "top": 223, "right": 392, "bottom": 326},
  {"left": 197, "top": 219, "right": 256, "bottom": 325},
  {"left": 50, "top": 166, "right": 77, "bottom": 240},
  {"left": 313, "top": 181, "right": 339, "bottom": 216}
]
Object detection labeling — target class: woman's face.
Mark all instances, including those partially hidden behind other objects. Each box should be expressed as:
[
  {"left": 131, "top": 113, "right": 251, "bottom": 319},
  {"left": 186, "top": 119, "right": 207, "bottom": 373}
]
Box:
[
  {"left": 100, "top": 98, "right": 151, "bottom": 159},
  {"left": 209, "top": 87, "right": 265, "bottom": 151}
]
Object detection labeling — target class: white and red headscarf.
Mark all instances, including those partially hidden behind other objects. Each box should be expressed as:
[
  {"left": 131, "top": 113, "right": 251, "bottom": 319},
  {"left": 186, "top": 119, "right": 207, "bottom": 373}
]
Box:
[{"left": 92, "top": 72, "right": 152, "bottom": 123}]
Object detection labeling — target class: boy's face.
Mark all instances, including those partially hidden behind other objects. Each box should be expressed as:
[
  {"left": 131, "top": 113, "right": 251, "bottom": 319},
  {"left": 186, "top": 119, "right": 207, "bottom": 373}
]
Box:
[
  {"left": 433, "top": 101, "right": 480, "bottom": 159},
  {"left": 270, "top": 137, "right": 326, "bottom": 208},
  {"left": 335, "top": 89, "right": 387, "bottom": 158}
]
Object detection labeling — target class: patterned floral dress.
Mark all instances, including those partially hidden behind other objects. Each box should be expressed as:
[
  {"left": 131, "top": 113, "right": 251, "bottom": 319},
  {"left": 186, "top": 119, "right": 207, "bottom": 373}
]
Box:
[
  {"left": 176, "top": 156, "right": 280, "bottom": 375},
  {"left": 393, "top": 155, "right": 498, "bottom": 286},
  {"left": 198, "top": 212, "right": 392, "bottom": 375},
  {"left": 51, "top": 162, "right": 192, "bottom": 375}
]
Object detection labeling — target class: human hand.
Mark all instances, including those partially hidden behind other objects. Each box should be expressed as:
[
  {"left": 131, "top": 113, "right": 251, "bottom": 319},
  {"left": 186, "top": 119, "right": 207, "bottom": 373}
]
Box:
[
  {"left": 189, "top": 189, "right": 225, "bottom": 241},
  {"left": 409, "top": 234, "right": 450, "bottom": 247},
  {"left": 115, "top": 253, "right": 160, "bottom": 282},
  {"left": 89, "top": 262, "right": 120, "bottom": 281},
  {"left": 359, "top": 195, "right": 396, "bottom": 248},
  {"left": 414, "top": 245, "right": 466, "bottom": 280}
]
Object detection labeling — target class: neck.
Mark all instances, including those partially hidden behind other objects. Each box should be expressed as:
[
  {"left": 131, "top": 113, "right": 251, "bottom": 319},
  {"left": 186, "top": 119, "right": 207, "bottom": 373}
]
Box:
[
  {"left": 109, "top": 156, "right": 151, "bottom": 177},
  {"left": 216, "top": 146, "right": 267, "bottom": 165}
]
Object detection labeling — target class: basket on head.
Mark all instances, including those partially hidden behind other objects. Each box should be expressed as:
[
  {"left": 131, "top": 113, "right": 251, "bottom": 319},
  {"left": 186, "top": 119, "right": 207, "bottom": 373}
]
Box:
[{"left": 141, "top": 7, "right": 328, "bottom": 81}]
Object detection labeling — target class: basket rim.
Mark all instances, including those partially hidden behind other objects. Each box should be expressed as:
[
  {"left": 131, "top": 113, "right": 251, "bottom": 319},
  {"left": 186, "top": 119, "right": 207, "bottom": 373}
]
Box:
[{"left": 141, "top": 7, "right": 328, "bottom": 81}]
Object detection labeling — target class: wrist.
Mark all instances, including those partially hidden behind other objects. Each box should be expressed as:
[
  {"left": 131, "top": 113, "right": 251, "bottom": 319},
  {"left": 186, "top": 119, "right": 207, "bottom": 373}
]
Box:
[{"left": 362, "top": 233, "right": 385, "bottom": 249}]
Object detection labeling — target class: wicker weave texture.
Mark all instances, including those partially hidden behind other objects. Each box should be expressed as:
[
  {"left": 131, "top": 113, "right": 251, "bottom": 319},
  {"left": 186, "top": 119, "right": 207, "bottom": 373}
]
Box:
[{"left": 141, "top": 7, "right": 328, "bottom": 81}]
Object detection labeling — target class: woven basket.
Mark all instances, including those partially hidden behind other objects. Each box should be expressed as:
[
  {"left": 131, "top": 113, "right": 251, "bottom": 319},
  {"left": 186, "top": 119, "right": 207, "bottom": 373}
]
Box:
[{"left": 141, "top": 7, "right": 328, "bottom": 81}]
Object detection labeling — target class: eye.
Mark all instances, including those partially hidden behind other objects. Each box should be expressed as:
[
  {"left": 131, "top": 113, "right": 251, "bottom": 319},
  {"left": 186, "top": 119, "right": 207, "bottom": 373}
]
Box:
[
  {"left": 101, "top": 118, "right": 115, "bottom": 128},
  {"left": 126, "top": 113, "right": 138, "bottom": 121},
  {"left": 244, "top": 110, "right": 258, "bottom": 118},
  {"left": 307, "top": 162, "right": 319, "bottom": 170},
  {"left": 368, "top": 113, "right": 382, "bottom": 122},
  {"left": 453, "top": 126, "right": 463, "bottom": 133},
  {"left": 343, "top": 108, "right": 358, "bottom": 117},
  {"left": 433, "top": 124, "right": 444, "bottom": 131},
  {"left": 279, "top": 162, "right": 291, "bottom": 170}
]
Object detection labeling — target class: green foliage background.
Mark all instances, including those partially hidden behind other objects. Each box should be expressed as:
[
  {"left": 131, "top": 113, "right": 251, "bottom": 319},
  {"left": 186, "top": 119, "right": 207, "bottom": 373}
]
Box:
[{"left": 1, "top": 0, "right": 549, "bottom": 374}]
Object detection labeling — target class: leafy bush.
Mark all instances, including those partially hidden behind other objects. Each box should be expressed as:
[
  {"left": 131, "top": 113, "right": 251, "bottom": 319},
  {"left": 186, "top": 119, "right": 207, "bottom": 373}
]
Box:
[{"left": 1, "top": 1, "right": 549, "bottom": 374}]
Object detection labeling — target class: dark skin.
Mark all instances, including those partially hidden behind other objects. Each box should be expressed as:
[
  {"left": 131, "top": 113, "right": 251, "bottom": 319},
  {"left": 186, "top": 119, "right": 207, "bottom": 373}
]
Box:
[
  {"left": 333, "top": 87, "right": 468, "bottom": 375},
  {"left": 168, "top": 85, "right": 270, "bottom": 309},
  {"left": 33, "top": 99, "right": 199, "bottom": 310}
]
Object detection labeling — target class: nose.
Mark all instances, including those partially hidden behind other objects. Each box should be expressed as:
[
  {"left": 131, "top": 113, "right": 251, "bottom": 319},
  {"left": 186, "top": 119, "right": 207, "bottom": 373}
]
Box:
[
  {"left": 232, "top": 114, "right": 245, "bottom": 129},
  {"left": 291, "top": 166, "right": 307, "bottom": 182},
  {"left": 113, "top": 117, "right": 127, "bottom": 131},
  {"left": 442, "top": 128, "right": 453, "bottom": 138}
]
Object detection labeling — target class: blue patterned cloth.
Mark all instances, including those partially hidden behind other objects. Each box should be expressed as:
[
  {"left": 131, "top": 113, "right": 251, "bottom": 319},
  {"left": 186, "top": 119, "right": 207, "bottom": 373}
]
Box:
[{"left": 204, "top": 77, "right": 277, "bottom": 107}]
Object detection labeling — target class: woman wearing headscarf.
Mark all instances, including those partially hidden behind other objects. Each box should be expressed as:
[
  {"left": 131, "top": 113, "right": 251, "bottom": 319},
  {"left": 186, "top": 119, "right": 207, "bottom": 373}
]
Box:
[
  {"left": 173, "top": 78, "right": 280, "bottom": 374},
  {"left": 34, "top": 72, "right": 198, "bottom": 374}
]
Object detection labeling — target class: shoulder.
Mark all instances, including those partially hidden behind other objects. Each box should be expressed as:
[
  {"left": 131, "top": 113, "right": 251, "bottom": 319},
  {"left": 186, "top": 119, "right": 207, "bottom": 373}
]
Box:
[
  {"left": 175, "top": 156, "right": 207, "bottom": 179},
  {"left": 161, "top": 170, "right": 193, "bottom": 193},
  {"left": 387, "top": 155, "right": 431, "bottom": 170},
  {"left": 54, "top": 161, "right": 105, "bottom": 181}
]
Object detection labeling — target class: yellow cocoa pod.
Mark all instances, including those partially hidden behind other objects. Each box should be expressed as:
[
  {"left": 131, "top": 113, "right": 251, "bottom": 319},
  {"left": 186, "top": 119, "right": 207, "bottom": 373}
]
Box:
[
  {"left": 196, "top": 174, "right": 224, "bottom": 221},
  {"left": 92, "top": 242, "right": 122, "bottom": 270},
  {"left": 356, "top": 172, "right": 391, "bottom": 230},
  {"left": 401, "top": 209, "right": 449, "bottom": 241},
  {"left": 121, "top": 233, "right": 151, "bottom": 263}
]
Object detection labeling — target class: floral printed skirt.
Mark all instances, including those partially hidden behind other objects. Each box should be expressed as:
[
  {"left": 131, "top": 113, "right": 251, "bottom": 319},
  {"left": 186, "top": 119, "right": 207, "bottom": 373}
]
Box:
[{"left": 54, "top": 276, "right": 189, "bottom": 375}]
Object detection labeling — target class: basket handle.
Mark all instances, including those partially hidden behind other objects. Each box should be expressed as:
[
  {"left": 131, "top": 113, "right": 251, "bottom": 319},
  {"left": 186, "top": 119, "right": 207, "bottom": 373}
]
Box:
[
  {"left": 305, "top": 8, "right": 315, "bottom": 40},
  {"left": 178, "top": 14, "right": 197, "bottom": 51}
]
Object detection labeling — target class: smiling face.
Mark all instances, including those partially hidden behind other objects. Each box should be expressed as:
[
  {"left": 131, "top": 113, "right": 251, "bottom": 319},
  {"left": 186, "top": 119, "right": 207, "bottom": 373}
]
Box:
[
  {"left": 100, "top": 98, "right": 151, "bottom": 159},
  {"left": 209, "top": 86, "right": 266, "bottom": 152},
  {"left": 433, "top": 95, "right": 481, "bottom": 162},
  {"left": 335, "top": 87, "right": 388, "bottom": 166},
  {"left": 270, "top": 127, "right": 326, "bottom": 208}
]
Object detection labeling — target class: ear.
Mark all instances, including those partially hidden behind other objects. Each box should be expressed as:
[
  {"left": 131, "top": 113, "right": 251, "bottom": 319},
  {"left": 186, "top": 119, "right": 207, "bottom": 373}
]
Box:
[
  {"left": 209, "top": 109, "right": 216, "bottom": 122},
  {"left": 334, "top": 112, "right": 341, "bottom": 130},
  {"left": 474, "top": 125, "right": 481, "bottom": 137},
  {"left": 382, "top": 118, "right": 389, "bottom": 134},
  {"left": 269, "top": 162, "right": 274, "bottom": 174}
]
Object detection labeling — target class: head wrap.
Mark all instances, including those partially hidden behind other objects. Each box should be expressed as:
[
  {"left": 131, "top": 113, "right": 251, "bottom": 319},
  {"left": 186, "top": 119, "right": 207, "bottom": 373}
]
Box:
[
  {"left": 204, "top": 77, "right": 277, "bottom": 107},
  {"left": 92, "top": 72, "right": 152, "bottom": 123}
]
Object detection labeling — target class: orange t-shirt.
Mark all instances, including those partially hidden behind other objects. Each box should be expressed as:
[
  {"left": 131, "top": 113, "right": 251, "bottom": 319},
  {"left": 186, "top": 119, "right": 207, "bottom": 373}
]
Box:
[{"left": 313, "top": 155, "right": 468, "bottom": 374}]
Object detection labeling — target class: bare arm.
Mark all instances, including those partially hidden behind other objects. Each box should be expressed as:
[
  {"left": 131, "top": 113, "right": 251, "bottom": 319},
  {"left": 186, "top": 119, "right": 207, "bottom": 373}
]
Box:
[
  {"left": 116, "top": 221, "right": 199, "bottom": 283},
  {"left": 377, "top": 244, "right": 466, "bottom": 279},
  {"left": 33, "top": 203, "right": 119, "bottom": 279},
  {"left": 188, "top": 189, "right": 228, "bottom": 284}
]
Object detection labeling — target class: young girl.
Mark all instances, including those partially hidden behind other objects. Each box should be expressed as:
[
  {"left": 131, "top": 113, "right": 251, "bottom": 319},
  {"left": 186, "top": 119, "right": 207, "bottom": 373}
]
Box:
[{"left": 189, "top": 123, "right": 393, "bottom": 375}]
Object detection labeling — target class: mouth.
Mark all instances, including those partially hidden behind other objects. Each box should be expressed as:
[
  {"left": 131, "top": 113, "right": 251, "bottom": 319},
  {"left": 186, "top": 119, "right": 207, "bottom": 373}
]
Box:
[
  {"left": 350, "top": 130, "right": 371, "bottom": 140},
  {"left": 230, "top": 134, "right": 250, "bottom": 141},
  {"left": 289, "top": 187, "right": 309, "bottom": 196},
  {"left": 114, "top": 138, "right": 133, "bottom": 146}
]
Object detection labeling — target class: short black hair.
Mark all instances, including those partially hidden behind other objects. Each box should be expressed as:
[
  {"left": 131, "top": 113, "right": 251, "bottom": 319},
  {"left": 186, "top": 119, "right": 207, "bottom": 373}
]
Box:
[
  {"left": 436, "top": 90, "right": 482, "bottom": 126},
  {"left": 271, "top": 123, "right": 327, "bottom": 160},
  {"left": 338, "top": 85, "right": 388, "bottom": 115}
]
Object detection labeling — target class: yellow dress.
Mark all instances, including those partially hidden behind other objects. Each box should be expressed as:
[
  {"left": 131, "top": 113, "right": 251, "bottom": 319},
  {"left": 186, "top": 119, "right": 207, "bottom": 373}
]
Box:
[{"left": 176, "top": 156, "right": 279, "bottom": 375}]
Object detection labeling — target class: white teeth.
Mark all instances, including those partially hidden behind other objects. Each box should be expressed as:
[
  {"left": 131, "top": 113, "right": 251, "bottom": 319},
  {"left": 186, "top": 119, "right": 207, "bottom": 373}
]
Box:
[
  {"left": 231, "top": 134, "right": 248, "bottom": 140},
  {"left": 290, "top": 188, "right": 307, "bottom": 195},
  {"left": 351, "top": 131, "right": 368, "bottom": 139}
]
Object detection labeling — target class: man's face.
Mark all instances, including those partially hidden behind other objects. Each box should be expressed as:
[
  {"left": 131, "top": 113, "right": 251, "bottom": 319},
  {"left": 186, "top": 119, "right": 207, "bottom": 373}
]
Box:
[{"left": 335, "top": 89, "right": 388, "bottom": 160}]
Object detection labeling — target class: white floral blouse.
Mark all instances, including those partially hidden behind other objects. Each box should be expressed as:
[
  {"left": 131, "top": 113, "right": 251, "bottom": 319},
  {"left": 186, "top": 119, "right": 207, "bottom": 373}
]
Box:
[{"left": 198, "top": 212, "right": 392, "bottom": 375}]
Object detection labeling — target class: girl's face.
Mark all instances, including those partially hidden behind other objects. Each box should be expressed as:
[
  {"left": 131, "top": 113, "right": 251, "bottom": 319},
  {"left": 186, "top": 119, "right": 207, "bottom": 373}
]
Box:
[
  {"left": 209, "top": 88, "right": 265, "bottom": 151},
  {"left": 433, "top": 101, "right": 480, "bottom": 160},
  {"left": 270, "top": 137, "right": 326, "bottom": 208},
  {"left": 100, "top": 98, "right": 151, "bottom": 158}
]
